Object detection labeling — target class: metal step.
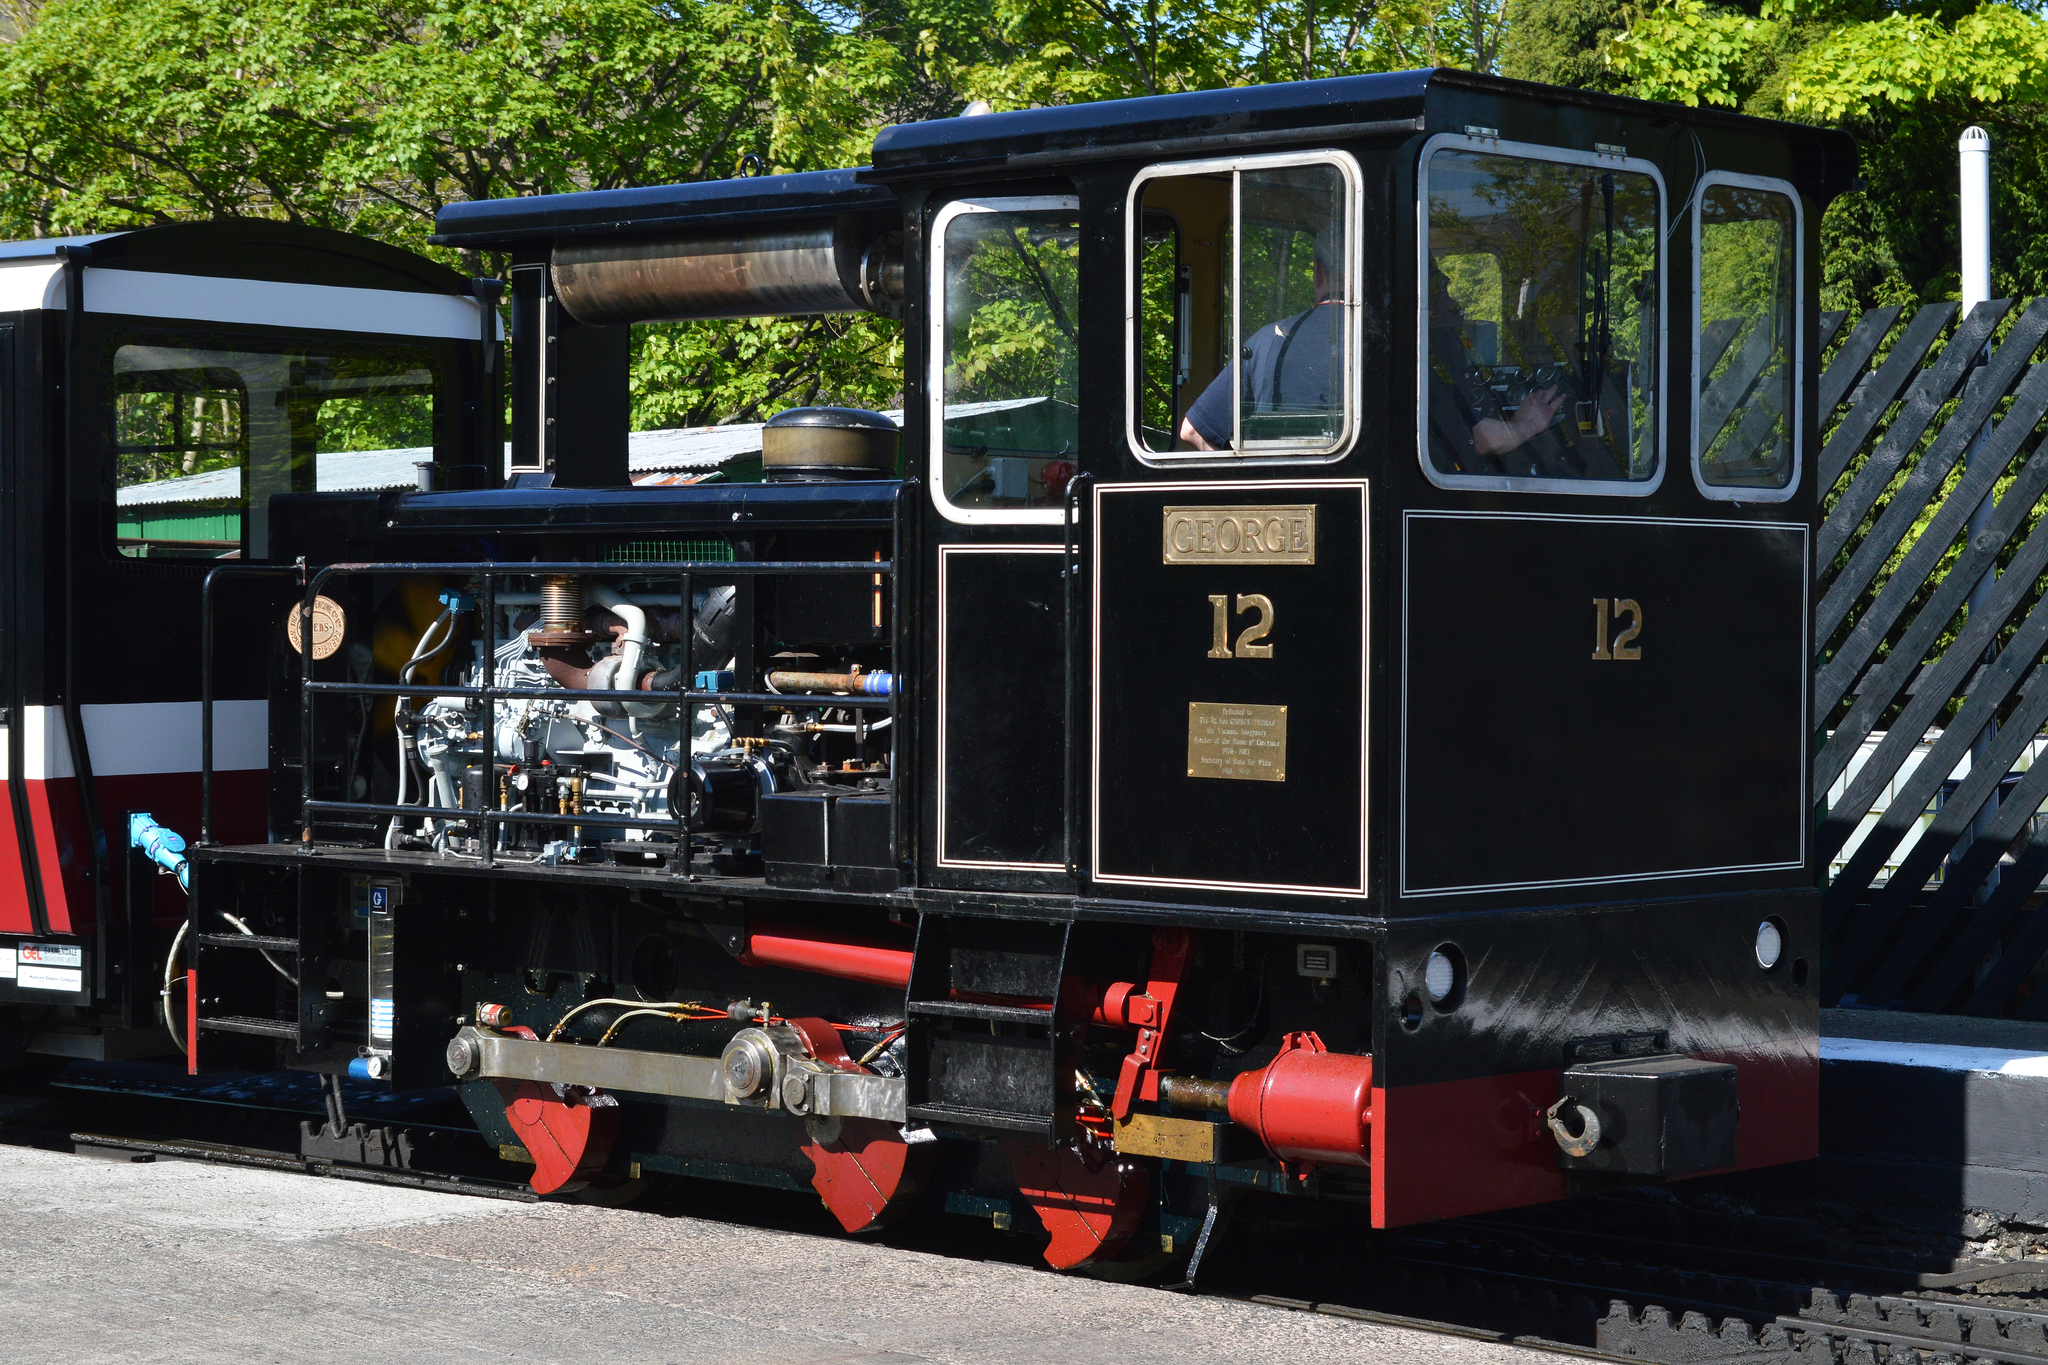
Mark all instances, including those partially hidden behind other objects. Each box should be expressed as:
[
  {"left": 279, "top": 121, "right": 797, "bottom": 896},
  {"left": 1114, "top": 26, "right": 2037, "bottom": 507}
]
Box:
[
  {"left": 196, "top": 1015, "right": 299, "bottom": 1039},
  {"left": 193, "top": 933, "right": 299, "bottom": 953},
  {"left": 907, "top": 999, "right": 1053, "bottom": 1025},
  {"left": 905, "top": 1101, "right": 1055, "bottom": 1136}
]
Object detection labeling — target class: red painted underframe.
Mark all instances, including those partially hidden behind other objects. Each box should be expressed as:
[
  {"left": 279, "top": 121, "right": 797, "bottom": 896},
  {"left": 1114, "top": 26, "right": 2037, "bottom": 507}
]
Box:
[{"left": 1370, "top": 1041, "right": 1819, "bottom": 1228}]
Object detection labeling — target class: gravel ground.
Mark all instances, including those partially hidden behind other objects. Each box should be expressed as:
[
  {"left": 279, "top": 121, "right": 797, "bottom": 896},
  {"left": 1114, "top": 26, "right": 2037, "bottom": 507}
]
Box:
[{"left": 0, "top": 1143, "right": 1571, "bottom": 1365}]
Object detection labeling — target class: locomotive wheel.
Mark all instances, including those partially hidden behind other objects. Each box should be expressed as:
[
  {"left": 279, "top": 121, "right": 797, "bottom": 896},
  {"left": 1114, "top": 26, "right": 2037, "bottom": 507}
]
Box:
[
  {"left": 800, "top": 1116, "right": 932, "bottom": 1233},
  {"left": 492, "top": 1072, "right": 621, "bottom": 1196},
  {"left": 1002, "top": 1135, "right": 1149, "bottom": 1270}
]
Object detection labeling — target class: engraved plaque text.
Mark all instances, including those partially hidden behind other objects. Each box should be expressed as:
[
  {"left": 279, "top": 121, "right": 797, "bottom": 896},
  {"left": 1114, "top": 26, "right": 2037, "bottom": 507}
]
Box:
[
  {"left": 1187, "top": 701, "right": 1288, "bottom": 782},
  {"left": 1163, "top": 505, "right": 1316, "bottom": 564}
]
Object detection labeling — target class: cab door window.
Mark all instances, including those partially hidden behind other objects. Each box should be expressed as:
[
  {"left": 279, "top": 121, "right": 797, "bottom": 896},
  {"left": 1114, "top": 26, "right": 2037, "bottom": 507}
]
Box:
[
  {"left": 1693, "top": 173, "right": 1801, "bottom": 500},
  {"left": 1420, "top": 137, "right": 1665, "bottom": 494},
  {"left": 929, "top": 196, "right": 1081, "bottom": 525},
  {"left": 1129, "top": 151, "right": 1359, "bottom": 461}
]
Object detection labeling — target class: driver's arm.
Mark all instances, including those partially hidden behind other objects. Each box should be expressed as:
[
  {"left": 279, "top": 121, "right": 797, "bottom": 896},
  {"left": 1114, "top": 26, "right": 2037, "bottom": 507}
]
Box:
[{"left": 1472, "top": 386, "right": 1565, "bottom": 456}]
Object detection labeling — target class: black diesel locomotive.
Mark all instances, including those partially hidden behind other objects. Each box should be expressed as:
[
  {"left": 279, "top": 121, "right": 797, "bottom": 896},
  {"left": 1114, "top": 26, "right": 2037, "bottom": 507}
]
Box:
[{"left": 5, "top": 69, "right": 1851, "bottom": 1268}]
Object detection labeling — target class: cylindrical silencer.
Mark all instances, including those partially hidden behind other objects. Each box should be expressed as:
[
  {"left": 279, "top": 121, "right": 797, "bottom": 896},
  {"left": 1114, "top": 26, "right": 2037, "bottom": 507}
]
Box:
[
  {"left": 550, "top": 216, "right": 896, "bottom": 326},
  {"left": 1225, "top": 1033, "right": 1373, "bottom": 1168}
]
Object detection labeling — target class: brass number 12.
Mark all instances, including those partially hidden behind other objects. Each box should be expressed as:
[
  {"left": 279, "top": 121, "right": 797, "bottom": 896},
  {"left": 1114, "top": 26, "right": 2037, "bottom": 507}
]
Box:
[
  {"left": 1591, "top": 598, "right": 1643, "bottom": 661},
  {"left": 1208, "top": 594, "right": 1276, "bottom": 659}
]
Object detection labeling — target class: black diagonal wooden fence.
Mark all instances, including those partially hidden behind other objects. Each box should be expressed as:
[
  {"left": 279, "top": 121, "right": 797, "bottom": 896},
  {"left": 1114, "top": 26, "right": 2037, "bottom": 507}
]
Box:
[{"left": 1818, "top": 296, "right": 2048, "bottom": 1017}]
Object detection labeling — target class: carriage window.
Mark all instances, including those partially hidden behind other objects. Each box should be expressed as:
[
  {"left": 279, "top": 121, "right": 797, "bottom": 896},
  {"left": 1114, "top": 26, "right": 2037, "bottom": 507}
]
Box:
[
  {"left": 110, "top": 333, "right": 441, "bottom": 559},
  {"left": 931, "top": 197, "right": 1081, "bottom": 523},
  {"left": 1422, "top": 143, "right": 1663, "bottom": 491},
  {"left": 1132, "top": 152, "right": 1357, "bottom": 459},
  {"left": 1695, "top": 177, "right": 1799, "bottom": 497}
]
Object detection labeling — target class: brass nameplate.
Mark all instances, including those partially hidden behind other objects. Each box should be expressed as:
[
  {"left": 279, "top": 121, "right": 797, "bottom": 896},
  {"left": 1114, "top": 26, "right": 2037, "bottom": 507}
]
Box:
[
  {"left": 1187, "top": 701, "right": 1287, "bottom": 782},
  {"left": 1114, "top": 1112, "right": 1227, "bottom": 1163},
  {"left": 1163, "top": 505, "right": 1316, "bottom": 564}
]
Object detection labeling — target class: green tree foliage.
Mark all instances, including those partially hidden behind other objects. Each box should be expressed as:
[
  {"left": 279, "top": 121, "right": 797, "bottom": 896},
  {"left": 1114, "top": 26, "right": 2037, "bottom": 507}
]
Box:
[
  {"left": 1498, "top": 0, "right": 1632, "bottom": 92},
  {"left": 0, "top": 0, "right": 1505, "bottom": 427},
  {"left": 0, "top": 0, "right": 952, "bottom": 425},
  {"left": 1603, "top": 0, "right": 2048, "bottom": 307}
]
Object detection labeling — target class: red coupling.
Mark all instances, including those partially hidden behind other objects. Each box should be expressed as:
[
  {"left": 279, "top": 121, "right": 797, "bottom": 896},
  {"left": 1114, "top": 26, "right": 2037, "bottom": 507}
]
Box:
[{"left": 1225, "top": 1031, "right": 1373, "bottom": 1171}]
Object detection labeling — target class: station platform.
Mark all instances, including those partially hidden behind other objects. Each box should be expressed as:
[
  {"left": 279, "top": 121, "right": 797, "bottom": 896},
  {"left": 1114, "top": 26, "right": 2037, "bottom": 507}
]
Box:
[{"left": 1821, "top": 1007, "right": 2048, "bottom": 1226}]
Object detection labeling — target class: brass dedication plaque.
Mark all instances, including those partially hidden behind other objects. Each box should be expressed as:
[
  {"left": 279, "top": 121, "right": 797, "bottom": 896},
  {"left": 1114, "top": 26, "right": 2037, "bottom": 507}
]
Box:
[
  {"left": 1187, "top": 702, "right": 1288, "bottom": 782},
  {"left": 1162, "top": 505, "right": 1315, "bottom": 564}
]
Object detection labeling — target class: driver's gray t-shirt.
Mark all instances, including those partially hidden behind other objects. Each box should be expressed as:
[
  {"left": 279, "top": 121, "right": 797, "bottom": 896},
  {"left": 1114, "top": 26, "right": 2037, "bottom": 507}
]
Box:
[{"left": 1184, "top": 301, "right": 1341, "bottom": 447}]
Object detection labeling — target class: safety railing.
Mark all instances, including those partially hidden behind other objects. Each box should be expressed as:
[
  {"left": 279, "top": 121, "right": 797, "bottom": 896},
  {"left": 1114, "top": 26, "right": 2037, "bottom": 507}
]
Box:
[{"left": 204, "top": 550, "right": 900, "bottom": 882}]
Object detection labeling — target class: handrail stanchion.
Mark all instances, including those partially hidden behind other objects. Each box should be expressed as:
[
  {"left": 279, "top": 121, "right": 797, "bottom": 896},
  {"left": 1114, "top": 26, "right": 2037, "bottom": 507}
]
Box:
[
  {"left": 480, "top": 571, "right": 497, "bottom": 867},
  {"left": 888, "top": 479, "right": 909, "bottom": 886},
  {"left": 677, "top": 567, "right": 693, "bottom": 880},
  {"left": 1062, "top": 473, "right": 1091, "bottom": 880}
]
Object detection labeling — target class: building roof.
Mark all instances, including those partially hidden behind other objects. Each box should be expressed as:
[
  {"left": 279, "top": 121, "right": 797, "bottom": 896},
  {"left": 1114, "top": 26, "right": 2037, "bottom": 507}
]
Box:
[{"left": 115, "top": 414, "right": 911, "bottom": 509}]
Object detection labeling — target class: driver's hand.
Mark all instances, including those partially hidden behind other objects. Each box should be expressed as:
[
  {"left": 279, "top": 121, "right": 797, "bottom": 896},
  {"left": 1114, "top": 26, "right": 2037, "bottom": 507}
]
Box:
[{"left": 1514, "top": 386, "right": 1565, "bottom": 438}]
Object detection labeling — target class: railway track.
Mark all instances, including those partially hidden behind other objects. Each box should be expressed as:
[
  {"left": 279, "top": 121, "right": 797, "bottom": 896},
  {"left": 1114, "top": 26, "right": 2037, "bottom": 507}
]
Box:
[{"left": 9, "top": 1060, "right": 2046, "bottom": 1364}]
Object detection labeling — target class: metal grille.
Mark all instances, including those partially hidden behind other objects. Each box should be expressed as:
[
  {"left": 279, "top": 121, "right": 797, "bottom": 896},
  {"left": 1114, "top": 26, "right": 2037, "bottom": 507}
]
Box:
[
  {"left": 1818, "top": 297, "right": 2048, "bottom": 1016},
  {"left": 605, "top": 538, "right": 733, "bottom": 563}
]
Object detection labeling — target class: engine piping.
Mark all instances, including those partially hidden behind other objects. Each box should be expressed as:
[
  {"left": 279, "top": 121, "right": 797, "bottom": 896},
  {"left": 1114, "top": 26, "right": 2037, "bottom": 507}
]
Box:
[{"left": 736, "top": 919, "right": 914, "bottom": 989}]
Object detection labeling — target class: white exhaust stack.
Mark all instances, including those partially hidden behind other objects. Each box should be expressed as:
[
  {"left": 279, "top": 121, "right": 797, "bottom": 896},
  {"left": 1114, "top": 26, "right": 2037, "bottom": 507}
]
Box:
[
  {"left": 1959, "top": 124, "right": 2000, "bottom": 895},
  {"left": 1960, "top": 126, "right": 1991, "bottom": 310}
]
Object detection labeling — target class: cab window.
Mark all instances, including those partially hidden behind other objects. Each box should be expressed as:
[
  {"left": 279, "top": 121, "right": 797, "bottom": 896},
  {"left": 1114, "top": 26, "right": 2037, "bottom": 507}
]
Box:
[
  {"left": 929, "top": 196, "right": 1081, "bottom": 524},
  {"left": 1130, "top": 151, "right": 1358, "bottom": 460},
  {"left": 110, "top": 331, "right": 442, "bottom": 559},
  {"left": 1420, "top": 139, "right": 1664, "bottom": 493},
  {"left": 1694, "top": 174, "right": 1800, "bottom": 499}
]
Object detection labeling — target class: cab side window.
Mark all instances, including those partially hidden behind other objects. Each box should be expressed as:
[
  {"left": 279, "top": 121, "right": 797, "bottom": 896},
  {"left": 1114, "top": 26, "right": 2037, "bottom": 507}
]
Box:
[
  {"left": 930, "top": 196, "right": 1081, "bottom": 524},
  {"left": 1694, "top": 175, "right": 1800, "bottom": 498},
  {"left": 1420, "top": 140, "right": 1664, "bottom": 493},
  {"left": 1130, "top": 152, "right": 1358, "bottom": 460}
]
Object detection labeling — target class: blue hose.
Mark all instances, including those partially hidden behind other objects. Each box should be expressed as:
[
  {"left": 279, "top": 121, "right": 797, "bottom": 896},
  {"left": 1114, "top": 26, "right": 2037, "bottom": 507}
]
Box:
[{"left": 128, "top": 812, "right": 190, "bottom": 892}]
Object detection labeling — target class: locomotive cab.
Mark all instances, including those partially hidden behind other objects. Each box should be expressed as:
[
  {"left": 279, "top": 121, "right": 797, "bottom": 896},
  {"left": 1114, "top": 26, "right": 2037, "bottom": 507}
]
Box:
[{"left": 129, "top": 69, "right": 1853, "bottom": 1255}]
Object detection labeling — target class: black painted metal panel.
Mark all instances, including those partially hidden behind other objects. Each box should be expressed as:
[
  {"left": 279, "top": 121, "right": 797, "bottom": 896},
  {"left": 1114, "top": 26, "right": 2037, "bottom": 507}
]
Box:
[
  {"left": 1091, "top": 481, "right": 1367, "bottom": 896},
  {"left": 938, "top": 549, "right": 1064, "bottom": 868},
  {"left": 1402, "top": 511, "right": 1807, "bottom": 896}
]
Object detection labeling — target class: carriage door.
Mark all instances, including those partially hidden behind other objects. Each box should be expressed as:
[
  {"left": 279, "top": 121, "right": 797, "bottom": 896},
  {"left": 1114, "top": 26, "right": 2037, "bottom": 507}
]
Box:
[
  {"left": 0, "top": 319, "right": 43, "bottom": 938},
  {"left": 925, "top": 196, "right": 1080, "bottom": 875}
]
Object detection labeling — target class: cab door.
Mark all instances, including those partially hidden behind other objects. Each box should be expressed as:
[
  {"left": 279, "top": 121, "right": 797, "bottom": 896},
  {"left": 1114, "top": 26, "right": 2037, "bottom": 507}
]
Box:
[{"left": 921, "top": 195, "right": 1082, "bottom": 882}]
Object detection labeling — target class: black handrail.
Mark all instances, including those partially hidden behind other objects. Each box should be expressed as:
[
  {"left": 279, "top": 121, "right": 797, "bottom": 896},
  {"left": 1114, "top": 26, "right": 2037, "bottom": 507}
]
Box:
[
  {"left": 201, "top": 562, "right": 304, "bottom": 845},
  {"left": 1062, "top": 472, "right": 1092, "bottom": 880},
  {"left": 294, "top": 557, "right": 898, "bottom": 878}
]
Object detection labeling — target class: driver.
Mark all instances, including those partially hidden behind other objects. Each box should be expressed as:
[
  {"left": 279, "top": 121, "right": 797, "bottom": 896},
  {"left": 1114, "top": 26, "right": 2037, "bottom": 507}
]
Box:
[
  {"left": 1425, "top": 260, "right": 1565, "bottom": 474},
  {"left": 1179, "top": 235, "right": 1344, "bottom": 452}
]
